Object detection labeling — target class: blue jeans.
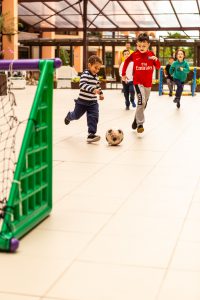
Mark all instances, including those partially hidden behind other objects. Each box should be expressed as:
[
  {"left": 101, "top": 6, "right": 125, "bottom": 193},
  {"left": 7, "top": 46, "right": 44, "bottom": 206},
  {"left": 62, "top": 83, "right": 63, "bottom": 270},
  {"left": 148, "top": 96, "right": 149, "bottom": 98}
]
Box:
[
  {"left": 174, "top": 79, "right": 184, "bottom": 100},
  {"left": 122, "top": 81, "right": 135, "bottom": 107},
  {"left": 68, "top": 99, "right": 99, "bottom": 134}
]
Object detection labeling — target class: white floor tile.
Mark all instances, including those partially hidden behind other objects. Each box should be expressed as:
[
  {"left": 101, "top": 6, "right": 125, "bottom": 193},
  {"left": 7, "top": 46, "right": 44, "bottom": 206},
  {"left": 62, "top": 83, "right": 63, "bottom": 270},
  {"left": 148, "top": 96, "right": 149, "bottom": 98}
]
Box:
[
  {"left": 47, "top": 261, "right": 164, "bottom": 300},
  {"left": 171, "top": 241, "right": 200, "bottom": 271},
  {"left": 158, "top": 270, "right": 200, "bottom": 300},
  {"left": 79, "top": 234, "right": 175, "bottom": 268},
  {"left": 0, "top": 294, "right": 39, "bottom": 300}
]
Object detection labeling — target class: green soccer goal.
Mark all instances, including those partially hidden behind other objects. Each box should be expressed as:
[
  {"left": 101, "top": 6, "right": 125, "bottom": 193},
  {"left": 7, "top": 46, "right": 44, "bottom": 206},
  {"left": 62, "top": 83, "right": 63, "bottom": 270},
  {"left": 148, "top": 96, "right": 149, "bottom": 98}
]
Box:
[{"left": 0, "top": 58, "right": 61, "bottom": 252}]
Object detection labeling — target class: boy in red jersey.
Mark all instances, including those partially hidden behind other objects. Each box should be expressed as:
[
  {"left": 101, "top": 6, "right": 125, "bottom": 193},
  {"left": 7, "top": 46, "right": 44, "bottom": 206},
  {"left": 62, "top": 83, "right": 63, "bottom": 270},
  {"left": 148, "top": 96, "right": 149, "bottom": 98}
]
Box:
[{"left": 122, "top": 33, "right": 161, "bottom": 133}]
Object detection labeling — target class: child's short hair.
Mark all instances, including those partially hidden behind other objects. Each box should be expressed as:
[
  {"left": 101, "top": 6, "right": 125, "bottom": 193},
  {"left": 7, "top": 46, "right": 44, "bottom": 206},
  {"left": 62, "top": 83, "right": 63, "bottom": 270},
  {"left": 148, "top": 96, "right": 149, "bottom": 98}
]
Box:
[
  {"left": 88, "top": 55, "right": 102, "bottom": 65},
  {"left": 122, "top": 49, "right": 129, "bottom": 56},
  {"left": 136, "top": 33, "right": 150, "bottom": 43},
  {"left": 175, "top": 49, "right": 185, "bottom": 59}
]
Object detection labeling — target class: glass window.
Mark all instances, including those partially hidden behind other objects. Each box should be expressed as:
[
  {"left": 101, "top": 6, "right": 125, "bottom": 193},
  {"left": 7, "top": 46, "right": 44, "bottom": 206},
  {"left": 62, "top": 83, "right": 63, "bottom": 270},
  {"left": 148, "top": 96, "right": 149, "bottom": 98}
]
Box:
[
  {"left": 45, "top": 1, "right": 68, "bottom": 12},
  {"left": 18, "top": 6, "right": 33, "bottom": 16},
  {"left": 90, "top": 0, "right": 111, "bottom": 10},
  {"left": 47, "top": 15, "right": 75, "bottom": 27},
  {"left": 172, "top": 0, "right": 198, "bottom": 13},
  {"left": 108, "top": 15, "right": 137, "bottom": 28},
  {"left": 19, "top": 16, "right": 42, "bottom": 26},
  {"left": 62, "top": 15, "right": 83, "bottom": 27},
  {"left": 22, "top": 3, "right": 53, "bottom": 15},
  {"left": 146, "top": 1, "right": 174, "bottom": 13},
  {"left": 18, "top": 0, "right": 200, "bottom": 31},
  {"left": 155, "top": 14, "right": 180, "bottom": 27},
  {"left": 132, "top": 14, "right": 158, "bottom": 27},
  {"left": 87, "top": 3, "right": 100, "bottom": 14},
  {"left": 103, "top": 1, "right": 125, "bottom": 14},
  {"left": 60, "top": 7, "right": 79, "bottom": 15},
  {"left": 89, "top": 16, "right": 116, "bottom": 28},
  {"left": 179, "top": 14, "right": 200, "bottom": 27},
  {"left": 119, "top": 1, "right": 148, "bottom": 14}
]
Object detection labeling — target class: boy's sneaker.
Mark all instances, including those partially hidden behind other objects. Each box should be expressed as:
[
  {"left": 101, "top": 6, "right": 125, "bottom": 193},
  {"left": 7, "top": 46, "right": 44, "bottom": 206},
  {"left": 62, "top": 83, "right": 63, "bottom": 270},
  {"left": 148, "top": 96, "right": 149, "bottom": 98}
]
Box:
[
  {"left": 137, "top": 125, "right": 144, "bottom": 133},
  {"left": 64, "top": 112, "right": 70, "bottom": 125},
  {"left": 132, "top": 118, "right": 137, "bottom": 130},
  {"left": 126, "top": 106, "right": 130, "bottom": 110},
  {"left": 87, "top": 134, "right": 100, "bottom": 143},
  {"left": 132, "top": 100, "right": 136, "bottom": 108},
  {"left": 169, "top": 92, "right": 172, "bottom": 97},
  {"left": 173, "top": 98, "right": 178, "bottom": 103},
  {"left": 177, "top": 100, "right": 180, "bottom": 109}
]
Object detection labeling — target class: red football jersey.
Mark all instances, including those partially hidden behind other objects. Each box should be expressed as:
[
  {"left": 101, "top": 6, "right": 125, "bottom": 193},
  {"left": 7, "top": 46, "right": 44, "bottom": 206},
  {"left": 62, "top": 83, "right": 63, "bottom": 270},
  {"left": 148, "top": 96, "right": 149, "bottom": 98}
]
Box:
[{"left": 122, "top": 50, "right": 161, "bottom": 88}]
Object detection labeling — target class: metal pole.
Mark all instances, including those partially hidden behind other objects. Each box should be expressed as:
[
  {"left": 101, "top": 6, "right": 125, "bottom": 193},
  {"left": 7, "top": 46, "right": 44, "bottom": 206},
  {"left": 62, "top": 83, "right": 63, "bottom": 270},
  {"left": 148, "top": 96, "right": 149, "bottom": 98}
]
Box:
[
  {"left": 83, "top": 0, "right": 88, "bottom": 70},
  {"left": 159, "top": 67, "right": 163, "bottom": 96}
]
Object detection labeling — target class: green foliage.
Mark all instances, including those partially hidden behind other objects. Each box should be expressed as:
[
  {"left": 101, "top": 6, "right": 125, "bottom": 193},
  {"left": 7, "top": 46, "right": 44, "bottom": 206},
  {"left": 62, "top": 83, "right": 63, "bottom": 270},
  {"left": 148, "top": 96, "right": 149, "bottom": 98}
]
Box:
[
  {"left": 152, "top": 79, "right": 159, "bottom": 84},
  {"left": 166, "top": 32, "right": 187, "bottom": 39},
  {"left": 71, "top": 76, "right": 80, "bottom": 83},
  {"left": 59, "top": 49, "right": 70, "bottom": 66},
  {"left": 190, "top": 78, "right": 200, "bottom": 85},
  {"left": 98, "top": 76, "right": 106, "bottom": 82},
  {"left": 159, "top": 32, "right": 194, "bottom": 64}
]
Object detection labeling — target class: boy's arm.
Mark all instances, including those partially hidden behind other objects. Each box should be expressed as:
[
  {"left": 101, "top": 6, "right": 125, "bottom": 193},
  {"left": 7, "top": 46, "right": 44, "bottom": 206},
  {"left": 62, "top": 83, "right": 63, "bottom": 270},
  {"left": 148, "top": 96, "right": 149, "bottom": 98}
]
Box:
[
  {"left": 169, "top": 63, "right": 175, "bottom": 75},
  {"left": 119, "top": 62, "right": 124, "bottom": 77},
  {"left": 96, "top": 79, "right": 103, "bottom": 95},
  {"left": 122, "top": 52, "right": 134, "bottom": 77},
  {"left": 79, "top": 73, "right": 95, "bottom": 93},
  {"left": 96, "top": 79, "right": 104, "bottom": 100},
  {"left": 183, "top": 62, "right": 190, "bottom": 74},
  {"left": 148, "top": 53, "right": 161, "bottom": 70},
  {"left": 164, "top": 66, "right": 168, "bottom": 77},
  {"left": 153, "top": 57, "right": 161, "bottom": 69}
]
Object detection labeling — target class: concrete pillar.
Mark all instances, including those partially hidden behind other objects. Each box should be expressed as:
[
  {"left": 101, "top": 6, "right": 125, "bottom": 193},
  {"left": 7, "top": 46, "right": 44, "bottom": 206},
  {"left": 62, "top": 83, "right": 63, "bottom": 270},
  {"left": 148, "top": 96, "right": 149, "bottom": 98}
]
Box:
[
  {"left": 2, "top": 0, "right": 18, "bottom": 59},
  {"left": 74, "top": 46, "right": 82, "bottom": 73},
  {"left": 42, "top": 32, "right": 55, "bottom": 59}
]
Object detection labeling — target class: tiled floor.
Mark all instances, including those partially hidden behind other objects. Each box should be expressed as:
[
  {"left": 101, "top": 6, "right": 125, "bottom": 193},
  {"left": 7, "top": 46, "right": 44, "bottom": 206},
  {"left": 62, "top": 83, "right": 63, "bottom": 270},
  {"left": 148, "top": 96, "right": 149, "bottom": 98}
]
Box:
[{"left": 1, "top": 86, "right": 200, "bottom": 300}]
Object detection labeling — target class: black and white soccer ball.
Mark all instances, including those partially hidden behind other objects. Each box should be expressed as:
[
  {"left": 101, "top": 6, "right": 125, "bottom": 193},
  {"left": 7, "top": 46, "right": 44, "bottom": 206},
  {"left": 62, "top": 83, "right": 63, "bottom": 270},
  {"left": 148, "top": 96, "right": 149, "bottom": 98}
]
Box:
[{"left": 106, "top": 129, "right": 124, "bottom": 146}]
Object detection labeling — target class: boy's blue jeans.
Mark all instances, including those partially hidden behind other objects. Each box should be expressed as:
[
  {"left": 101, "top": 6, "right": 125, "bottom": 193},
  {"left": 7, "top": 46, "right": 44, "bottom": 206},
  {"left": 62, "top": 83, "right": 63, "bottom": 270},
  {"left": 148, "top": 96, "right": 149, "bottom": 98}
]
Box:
[
  {"left": 68, "top": 99, "right": 99, "bottom": 134},
  {"left": 174, "top": 79, "right": 184, "bottom": 99},
  {"left": 122, "top": 81, "right": 135, "bottom": 108}
]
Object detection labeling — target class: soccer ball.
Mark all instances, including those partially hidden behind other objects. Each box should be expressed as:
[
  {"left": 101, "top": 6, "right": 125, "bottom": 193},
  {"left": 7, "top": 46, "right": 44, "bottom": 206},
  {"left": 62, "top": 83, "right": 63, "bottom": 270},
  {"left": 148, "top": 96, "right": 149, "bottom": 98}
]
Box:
[{"left": 106, "top": 129, "right": 124, "bottom": 146}]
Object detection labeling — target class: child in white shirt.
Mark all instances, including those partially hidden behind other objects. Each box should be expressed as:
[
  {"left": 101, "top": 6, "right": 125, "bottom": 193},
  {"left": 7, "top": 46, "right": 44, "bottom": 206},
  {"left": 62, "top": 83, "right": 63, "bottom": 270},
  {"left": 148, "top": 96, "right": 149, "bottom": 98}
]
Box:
[{"left": 119, "top": 49, "right": 136, "bottom": 110}]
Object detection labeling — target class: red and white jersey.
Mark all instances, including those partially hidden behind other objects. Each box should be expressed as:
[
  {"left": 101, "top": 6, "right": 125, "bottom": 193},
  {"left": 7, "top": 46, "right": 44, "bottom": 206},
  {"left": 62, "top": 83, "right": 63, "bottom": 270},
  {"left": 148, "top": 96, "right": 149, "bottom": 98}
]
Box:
[{"left": 122, "top": 50, "right": 161, "bottom": 88}]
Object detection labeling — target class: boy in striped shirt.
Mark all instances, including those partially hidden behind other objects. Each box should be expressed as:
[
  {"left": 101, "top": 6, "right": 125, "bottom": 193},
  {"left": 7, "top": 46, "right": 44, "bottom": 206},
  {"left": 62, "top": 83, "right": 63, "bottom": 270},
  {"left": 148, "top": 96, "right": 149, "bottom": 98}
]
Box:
[{"left": 64, "top": 55, "right": 104, "bottom": 143}]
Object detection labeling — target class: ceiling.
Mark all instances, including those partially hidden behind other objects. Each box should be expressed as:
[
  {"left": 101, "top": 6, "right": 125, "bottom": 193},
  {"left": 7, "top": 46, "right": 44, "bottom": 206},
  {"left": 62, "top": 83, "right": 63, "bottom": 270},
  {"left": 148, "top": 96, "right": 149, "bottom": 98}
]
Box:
[{"left": 18, "top": 0, "right": 200, "bottom": 36}]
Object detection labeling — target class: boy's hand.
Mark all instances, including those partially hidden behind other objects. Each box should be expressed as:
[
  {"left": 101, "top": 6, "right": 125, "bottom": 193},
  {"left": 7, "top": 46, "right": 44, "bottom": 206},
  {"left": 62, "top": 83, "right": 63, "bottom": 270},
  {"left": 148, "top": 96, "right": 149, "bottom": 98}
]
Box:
[
  {"left": 122, "top": 75, "right": 127, "bottom": 82},
  {"left": 99, "top": 94, "right": 104, "bottom": 100},
  {"left": 149, "top": 56, "right": 158, "bottom": 61},
  {"left": 94, "top": 89, "right": 100, "bottom": 94}
]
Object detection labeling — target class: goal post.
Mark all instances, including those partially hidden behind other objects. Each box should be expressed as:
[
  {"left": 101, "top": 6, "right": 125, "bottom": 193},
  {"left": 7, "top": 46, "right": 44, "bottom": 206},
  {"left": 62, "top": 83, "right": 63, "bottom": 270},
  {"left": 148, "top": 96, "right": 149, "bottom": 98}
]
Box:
[{"left": 0, "top": 58, "right": 61, "bottom": 252}]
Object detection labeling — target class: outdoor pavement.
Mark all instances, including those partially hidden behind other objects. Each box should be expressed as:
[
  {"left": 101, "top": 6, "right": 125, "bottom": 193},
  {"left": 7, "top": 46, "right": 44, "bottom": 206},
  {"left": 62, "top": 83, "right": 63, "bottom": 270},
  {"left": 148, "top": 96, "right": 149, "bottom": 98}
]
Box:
[{"left": 1, "top": 86, "right": 200, "bottom": 300}]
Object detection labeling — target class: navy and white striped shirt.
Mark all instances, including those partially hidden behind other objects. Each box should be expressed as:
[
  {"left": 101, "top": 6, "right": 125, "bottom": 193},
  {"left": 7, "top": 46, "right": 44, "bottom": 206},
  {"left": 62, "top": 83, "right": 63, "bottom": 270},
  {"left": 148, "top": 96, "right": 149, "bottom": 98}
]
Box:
[{"left": 78, "top": 69, "right": 103, "bottom": 101}]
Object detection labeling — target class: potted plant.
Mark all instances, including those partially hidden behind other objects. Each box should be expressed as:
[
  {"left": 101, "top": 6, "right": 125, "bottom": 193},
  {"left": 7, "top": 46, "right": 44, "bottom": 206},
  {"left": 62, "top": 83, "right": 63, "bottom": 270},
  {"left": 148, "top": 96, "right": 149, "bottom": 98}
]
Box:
[
  {"left": 151, "top": 79, "right": 159, "bottom": 91},
  {"left": 0, "top": 71, "right": 7, "bottom": 96},
  {"left": 98, "top": 76, "right": 107, "bottom": 90},
  {"left": 0, "top": 51, "right": 7, "bottom": 95},
  {"left": 71, "top": 76, "right": 80, "bottom": 89},
  {"left": 190, "top": 78, "right": 200, "bottom": 92},
  {"left": 53, "top": 72, "right": 57, "bottom": 89}
]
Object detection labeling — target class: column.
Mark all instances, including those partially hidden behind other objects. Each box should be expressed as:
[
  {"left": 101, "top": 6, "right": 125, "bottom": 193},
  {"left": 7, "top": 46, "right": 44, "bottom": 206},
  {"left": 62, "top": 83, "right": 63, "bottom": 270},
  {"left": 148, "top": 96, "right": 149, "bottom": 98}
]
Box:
[
  {"left": 41, "top": 32, "right": 55, "bottom": 59},
  {"left": 73, "top": 46, "right": 82, "bottom": 73},
  {"left": 2, "top": 0, "right": 18, "bottom": 59}
]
